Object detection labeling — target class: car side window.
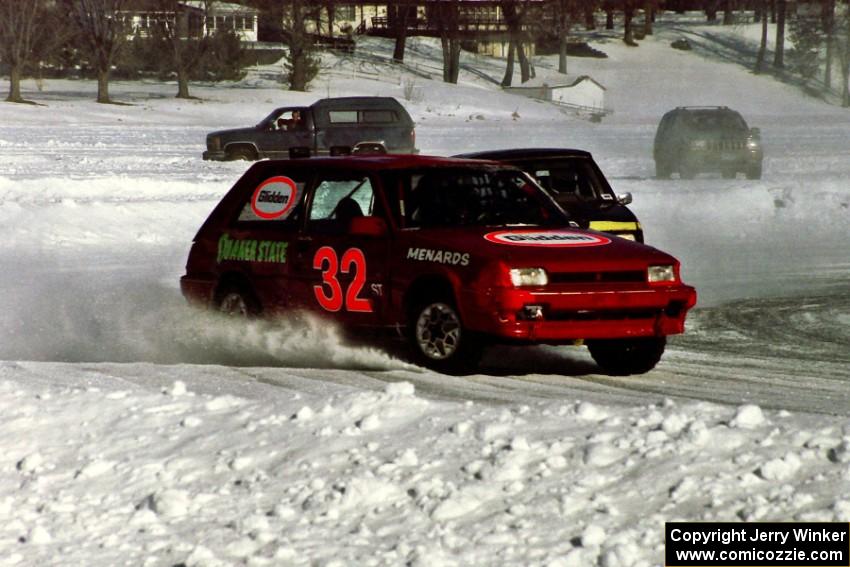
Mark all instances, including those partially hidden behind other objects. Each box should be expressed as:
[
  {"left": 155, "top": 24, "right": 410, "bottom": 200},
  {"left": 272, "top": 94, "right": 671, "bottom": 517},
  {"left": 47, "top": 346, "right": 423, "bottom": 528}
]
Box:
[
  {"left": 234, "top": 171, "right": 307, "bottom": 226},
  {"left": 307, "top": 176, "right": 375, "bottom": 233}
]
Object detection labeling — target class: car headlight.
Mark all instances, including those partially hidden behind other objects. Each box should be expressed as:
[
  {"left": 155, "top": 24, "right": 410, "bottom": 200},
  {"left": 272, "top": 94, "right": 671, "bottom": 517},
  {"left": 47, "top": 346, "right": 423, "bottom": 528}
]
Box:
[
  {"left": 746, "top": 138, "right": 760, "bottom": 150},
  {"left": 509, "top": 267, "right": 548, "bottom": 287},
  {"left": 648, "top": 265, "right": 676, "bottom": 283},
  {"left": 689, "top": 140, "right": 708, "bottom": 150}
]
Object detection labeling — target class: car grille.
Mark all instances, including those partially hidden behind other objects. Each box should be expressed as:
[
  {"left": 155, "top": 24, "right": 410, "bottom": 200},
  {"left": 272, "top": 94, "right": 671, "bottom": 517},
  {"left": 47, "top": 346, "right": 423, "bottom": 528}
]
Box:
[
  {"left": 544, "top": 301, "right": 687, "bottom": 322},
  {"left": 549, "top": 270, "right": 645, "bottom": 284},
  {"left": 708, "top": 139, "right": 745, "bottom": 151}
]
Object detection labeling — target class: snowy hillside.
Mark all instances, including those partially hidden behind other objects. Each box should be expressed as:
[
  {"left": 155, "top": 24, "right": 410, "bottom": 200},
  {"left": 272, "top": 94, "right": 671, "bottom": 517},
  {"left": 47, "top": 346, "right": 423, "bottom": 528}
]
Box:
[{"left": 1, "top": 15, "right": 849, "bottom": 567}]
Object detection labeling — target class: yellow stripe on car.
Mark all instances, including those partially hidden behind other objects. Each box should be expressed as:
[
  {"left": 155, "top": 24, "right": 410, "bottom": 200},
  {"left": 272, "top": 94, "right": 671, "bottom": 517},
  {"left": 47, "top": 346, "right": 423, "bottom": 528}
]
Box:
[{"left": 588, "top": 221, "right": 640, "bottom": 232}]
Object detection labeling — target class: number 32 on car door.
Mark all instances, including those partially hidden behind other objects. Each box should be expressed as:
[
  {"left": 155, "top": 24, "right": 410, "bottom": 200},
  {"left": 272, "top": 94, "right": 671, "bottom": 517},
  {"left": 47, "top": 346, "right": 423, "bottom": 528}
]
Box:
[{"left": 312, "top": 246, "right": 372, "bottom": 313}]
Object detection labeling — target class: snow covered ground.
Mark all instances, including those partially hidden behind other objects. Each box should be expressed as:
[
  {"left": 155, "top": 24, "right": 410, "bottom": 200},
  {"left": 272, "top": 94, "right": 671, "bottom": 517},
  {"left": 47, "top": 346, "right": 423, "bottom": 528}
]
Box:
[{"left": 1, "top": 15, "right": 849, "bottom": 566}]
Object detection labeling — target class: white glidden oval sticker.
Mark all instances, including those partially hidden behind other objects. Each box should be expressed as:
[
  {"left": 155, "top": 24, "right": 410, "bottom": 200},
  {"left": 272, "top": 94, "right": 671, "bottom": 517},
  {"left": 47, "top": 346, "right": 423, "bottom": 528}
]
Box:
[
  {"left": 251, "top": 176, "right": 298, "bottom": 220},
  {"left": 484, "top": 230, "right": 611, "bottom": 247}
]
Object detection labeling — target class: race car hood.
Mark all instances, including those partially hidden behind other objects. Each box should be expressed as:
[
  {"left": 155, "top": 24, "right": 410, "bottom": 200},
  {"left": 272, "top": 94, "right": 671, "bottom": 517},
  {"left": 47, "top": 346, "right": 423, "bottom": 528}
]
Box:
[{"left": 404, "top": 226, "right": 678, "bottom": 273}]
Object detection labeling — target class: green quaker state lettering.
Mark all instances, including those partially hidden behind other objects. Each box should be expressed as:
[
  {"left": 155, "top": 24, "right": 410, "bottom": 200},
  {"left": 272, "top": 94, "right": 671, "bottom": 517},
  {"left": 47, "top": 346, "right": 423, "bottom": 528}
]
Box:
[{"left": 217, "top": 234, "right": 288, "bottom": 264}]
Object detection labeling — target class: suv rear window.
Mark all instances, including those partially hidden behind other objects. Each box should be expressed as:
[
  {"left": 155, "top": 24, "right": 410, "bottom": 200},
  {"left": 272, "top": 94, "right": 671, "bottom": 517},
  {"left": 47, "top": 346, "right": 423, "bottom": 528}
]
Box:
[
  {"left": 361, "top": 110, "right": 397, "bottom": 123},
  {"left": 328, "top": 109, "right": 398, "bottom": 124},
  {"left": 328, "top": 110, "right": 359, "bottom": 124}
]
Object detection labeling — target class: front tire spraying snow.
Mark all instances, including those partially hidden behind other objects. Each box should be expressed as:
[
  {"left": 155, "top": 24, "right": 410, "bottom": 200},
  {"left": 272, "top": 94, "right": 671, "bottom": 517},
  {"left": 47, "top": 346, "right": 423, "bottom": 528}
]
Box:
[{"left": 587, "top": 337, "right": 666, "bottom": 375}]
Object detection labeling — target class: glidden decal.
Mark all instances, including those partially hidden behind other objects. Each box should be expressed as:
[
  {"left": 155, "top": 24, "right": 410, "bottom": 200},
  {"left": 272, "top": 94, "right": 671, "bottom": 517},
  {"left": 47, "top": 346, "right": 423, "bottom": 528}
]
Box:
[
  {"left": 251, "top": 176, "right": 298, "bottom": 220},
  {"left": 484, "top": 230, "right": 611, "bottom": 247}
]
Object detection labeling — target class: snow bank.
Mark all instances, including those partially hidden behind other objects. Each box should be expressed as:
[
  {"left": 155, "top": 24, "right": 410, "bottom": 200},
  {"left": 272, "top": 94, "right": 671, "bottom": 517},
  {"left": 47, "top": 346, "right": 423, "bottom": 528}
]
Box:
[{"left": 2, "top": 375, "right": 849, "bottom": 566}]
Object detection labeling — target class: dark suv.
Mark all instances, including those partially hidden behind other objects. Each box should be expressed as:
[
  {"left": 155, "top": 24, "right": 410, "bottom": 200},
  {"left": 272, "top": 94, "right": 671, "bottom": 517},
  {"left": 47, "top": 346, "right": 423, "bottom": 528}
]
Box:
[{"left": 654, "top": 106, "right": 763, "bottom": 180}]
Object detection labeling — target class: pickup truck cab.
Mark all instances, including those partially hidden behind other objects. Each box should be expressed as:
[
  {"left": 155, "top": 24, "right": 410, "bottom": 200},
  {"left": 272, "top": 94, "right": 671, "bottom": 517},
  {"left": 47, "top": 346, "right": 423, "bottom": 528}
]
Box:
[
  {"left": 203, "top": 97, "right": 417, "bottom": 161},
  {"left": 181, "top": 155, "right": 696, "bottom": 375}
]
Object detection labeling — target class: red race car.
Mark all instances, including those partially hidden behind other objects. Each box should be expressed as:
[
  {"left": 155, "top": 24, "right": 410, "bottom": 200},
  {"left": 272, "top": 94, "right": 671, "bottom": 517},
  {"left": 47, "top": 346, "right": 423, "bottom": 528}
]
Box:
[{"left": 181, "top": 155, "right": 696, "bottom": 374}]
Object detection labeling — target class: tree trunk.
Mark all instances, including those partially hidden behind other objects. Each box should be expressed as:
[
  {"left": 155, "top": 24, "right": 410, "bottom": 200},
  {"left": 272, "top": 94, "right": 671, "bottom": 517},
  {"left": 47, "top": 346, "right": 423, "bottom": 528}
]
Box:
[
  {"left": 723, "top": 0, "right": 733, "bottom": 24},
  {"left": 705, "top": 0, "right": 718, "bottom": 22},
  {"left": 517, "top": 41, "right": 530, "bottom": 82},
  {"left": 449, "top": 40, "right": 460, "bottom": 83},
  {"left": 393, "top": 5, "right": 410, "bottom": 62},
  {"left": 823, "top": 0, "right": 834, "bottom": 89},
  {"left": 290, "top": 0, "right": 308, "bottom": 91},
  {"left": 605, "top": 9, "right": 614, "bottom": 29},
  {"left": 97, "top": 69, "right": 111, "bottom": 104},
  {"left": 624, "top": 8, "right": 636, "bottom": 45},
  {"left": 501, "top": 41, "right": 515, "bottom": 87},
  {"left": 755, "top": 0, "right": 768, "bottom": 73},
  {"left": 644, "top": 3, "right": 653, "bottom": 36},
  {"left": 176, "top": 70, "right": 191, "bottom": 99},
  {"left": 559, "top": 33, "right": 568, "bottom": 74},
  {"left": 773, "top": 0, "right": 785, "bottom": 69},
  {"left": 6, "top": 65, "right": 23, "bottom": 103},
  {"left": 585, "top": 6, "right": 595, "bottom": 30}
]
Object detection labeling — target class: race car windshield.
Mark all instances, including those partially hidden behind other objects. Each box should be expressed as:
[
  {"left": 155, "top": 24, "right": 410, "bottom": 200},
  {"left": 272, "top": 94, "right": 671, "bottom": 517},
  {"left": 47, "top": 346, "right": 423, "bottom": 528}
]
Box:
[
  {"left": 524, "top": 159, "right": 615, "bottom": 205},
  {"left": 403, "top": 168, "right": 566, "bottom": 228}
]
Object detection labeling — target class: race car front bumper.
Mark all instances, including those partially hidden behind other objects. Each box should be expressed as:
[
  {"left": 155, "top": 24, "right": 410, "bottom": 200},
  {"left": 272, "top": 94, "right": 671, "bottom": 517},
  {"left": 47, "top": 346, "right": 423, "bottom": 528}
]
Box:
[{"left": 462, "top": 283, "right": 697, "bottom": 343}]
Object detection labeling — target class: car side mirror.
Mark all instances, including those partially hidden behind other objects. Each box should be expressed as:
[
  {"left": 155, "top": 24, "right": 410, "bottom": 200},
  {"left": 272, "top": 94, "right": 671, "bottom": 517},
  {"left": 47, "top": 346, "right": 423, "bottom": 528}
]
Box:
[
  {"left": 350, "top": 216, "right": 388, "bottom": 237},
  {"left": 617, "top": 192, "right": 633, "bottom": 206}
]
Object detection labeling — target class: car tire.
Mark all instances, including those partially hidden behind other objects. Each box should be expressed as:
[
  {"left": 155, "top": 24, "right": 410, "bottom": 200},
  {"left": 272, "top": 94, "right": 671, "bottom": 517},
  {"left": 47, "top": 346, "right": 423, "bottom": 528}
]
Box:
[
  {"left": 679, "top": 163, "right": 696, "bottom": 180},
  {"left": 408, "top": 296, "right": 482, "bottom": 375},
  {"left": 655, "top": 159, "right": 672, "bottom": 179},
  {"left": 215, "top": 283, "right": 261, "bottom": 317},
  {"left": 746, "top": 164, "right": 762, "bottom": 180},
  {"left": 227, "top": 147, "right": 257, "bottom": 162},
  {"left": 587, "top": 337, "right": 666, "bottom": 375},
  {"left": 721, "top": 169, "right": 736, "bottom": 179}
]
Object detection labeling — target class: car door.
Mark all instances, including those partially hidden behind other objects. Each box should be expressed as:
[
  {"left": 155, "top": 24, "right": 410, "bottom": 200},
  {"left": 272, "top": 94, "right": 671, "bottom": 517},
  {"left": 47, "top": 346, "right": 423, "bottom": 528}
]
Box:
[
  {"left": 288, "top": 171, "right": 391, "bottom": 326},
  {"left": 255, "top": 107, "right": 314, "bottom": 158}
]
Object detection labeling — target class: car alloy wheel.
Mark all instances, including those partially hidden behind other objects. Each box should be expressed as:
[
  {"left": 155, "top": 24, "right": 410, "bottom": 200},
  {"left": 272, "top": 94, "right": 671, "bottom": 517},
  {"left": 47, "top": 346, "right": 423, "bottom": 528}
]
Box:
[{"left": 415, "top": 302, "right": 461, "bottom": 360}]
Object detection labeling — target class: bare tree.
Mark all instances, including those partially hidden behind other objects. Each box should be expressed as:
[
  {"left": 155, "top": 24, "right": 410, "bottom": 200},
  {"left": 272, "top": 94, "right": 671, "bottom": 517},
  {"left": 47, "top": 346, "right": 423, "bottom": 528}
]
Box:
[
  {"left": 622, "top": 0, "right": 640, "bottom": 46},
  {"left": 149, "top": 0, "right": 214, "bottom": 99},
  {"left": 722, "top": 0, "right": 734, "bottom": 25},
  {"left": 66, "top": 0, "right": 131, "bottom": 104},
  {"left": 822, "top": 0, "right": 835, "bottom": 89},
  {"left": 431, "top": 1, "right": 461, "bottom": 84},
  {"left": 500, "top": 0, "right": 533, "bottom": 85},
  {"left": 773, "top": 0, "right": 786, "bottom": 68},
  {"left": 390, "top": 1, "right": 414, "bottom": 63},
  {"left": 838, "top": 1, "right": 850, "bottom": 105},
  {"left": 755, "top": 0, "right": 769, "bottom": 73},
  {"left": 0, "top": 0, "right": 50, "bottom": 102}
]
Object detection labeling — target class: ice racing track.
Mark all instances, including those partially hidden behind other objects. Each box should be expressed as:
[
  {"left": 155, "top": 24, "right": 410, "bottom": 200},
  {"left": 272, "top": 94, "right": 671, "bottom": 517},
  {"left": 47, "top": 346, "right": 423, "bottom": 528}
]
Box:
[{"left": 4, "top": 247, "right": 848, "bottom": 418}]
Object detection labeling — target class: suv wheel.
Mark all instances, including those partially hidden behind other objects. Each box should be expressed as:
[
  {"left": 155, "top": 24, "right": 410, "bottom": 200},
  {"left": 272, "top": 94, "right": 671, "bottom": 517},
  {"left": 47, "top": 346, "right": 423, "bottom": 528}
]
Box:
[
  {"left": 227, "top": 146, "right": 257, "bottom": 161},
  {"left": 655, "top": 159, "right": 672, "bottom": 179},
  {"left": 721, "top": 169, "right": 737, "bottom": 179},
  {"left": 409, "top": 297, "right": 482, "bottom": 375},
  {"left": 215, "top": 284, "right": 261, "bottom": 317},
  {"left": 746, "top": 164, "right": 762, "bottom": 180},
  {"left": 679, "top": 163, "right": 696, "bottom": 180},
  {"left": 587, "top": 337, "right": 666, "bottom": 375}
]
